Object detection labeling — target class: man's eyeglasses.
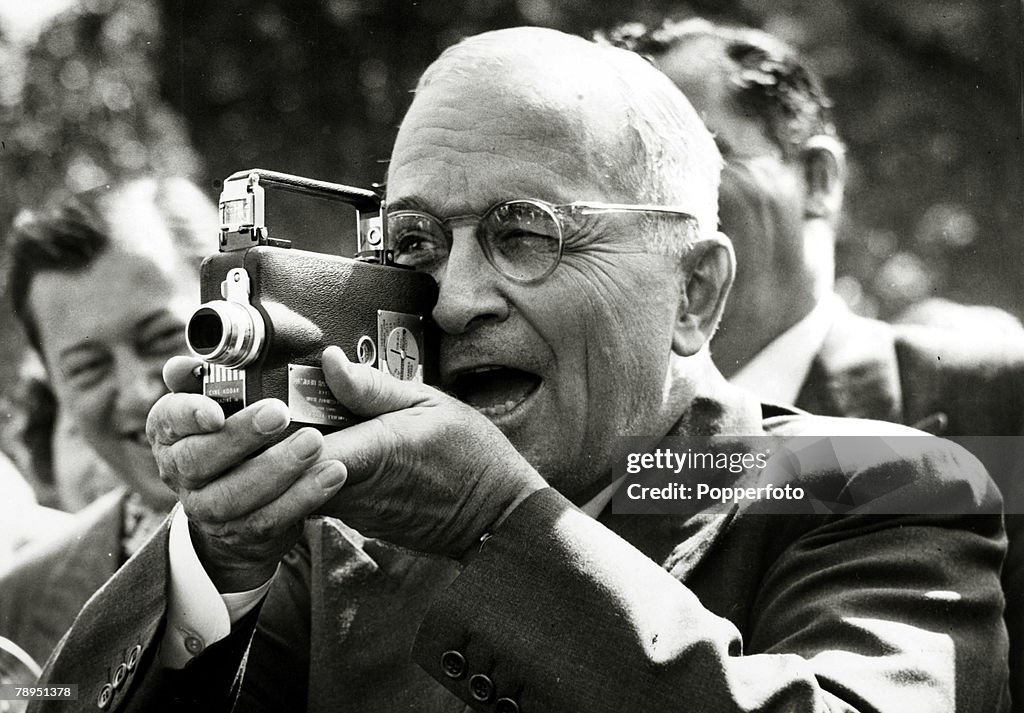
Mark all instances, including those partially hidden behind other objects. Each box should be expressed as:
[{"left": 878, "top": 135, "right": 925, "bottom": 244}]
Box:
[{"left": 387, "top": 199, "right": 700, "bottom": 284}]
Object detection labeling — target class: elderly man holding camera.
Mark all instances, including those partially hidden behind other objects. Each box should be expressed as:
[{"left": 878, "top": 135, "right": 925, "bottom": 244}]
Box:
[{"left": 32, "top": 27, "right": 1006, "bottom": 713}]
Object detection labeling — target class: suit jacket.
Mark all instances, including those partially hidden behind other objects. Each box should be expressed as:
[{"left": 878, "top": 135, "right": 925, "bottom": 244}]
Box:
[
  {"left": 795, "top": 305, "right": 1024, "bottom": 709},
  {"left": 28, "top": 377, "right": 1008, "bottom": 713},
  {"left": 795, "top": 304, "right": 1024, "bottom": 437},
  {"left": 0, "top": 489, "right": 126, "bottom": 668}
]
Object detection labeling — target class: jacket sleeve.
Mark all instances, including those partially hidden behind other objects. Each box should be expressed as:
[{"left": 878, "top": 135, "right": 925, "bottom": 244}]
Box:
[
  {"left": 28, "top": 520, "right": 267, "bottom": 713},
  {"left": 411, "top": 451, "right": 1008, "bottom": 713},
  {"left": 28, "top": 521, "right": 176, "bottom": 712}
]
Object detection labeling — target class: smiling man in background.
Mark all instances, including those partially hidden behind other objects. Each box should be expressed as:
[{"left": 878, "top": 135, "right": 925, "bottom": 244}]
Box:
[{"left": 0, "top": 177, "right": 214, "bottom": 668}]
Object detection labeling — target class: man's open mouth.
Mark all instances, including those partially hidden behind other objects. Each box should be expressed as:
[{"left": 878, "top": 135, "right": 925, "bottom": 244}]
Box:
[{"left": 447, "top": 365, "right": 542, "bottom": 417}]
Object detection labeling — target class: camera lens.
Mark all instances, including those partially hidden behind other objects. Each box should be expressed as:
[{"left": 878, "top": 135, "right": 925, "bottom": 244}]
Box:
[
  {"left": 187, "top": 308, "right": 225, "bottom": 356},
  {"left": 186, "top": 300, "right": 265, "bottom": 368}
]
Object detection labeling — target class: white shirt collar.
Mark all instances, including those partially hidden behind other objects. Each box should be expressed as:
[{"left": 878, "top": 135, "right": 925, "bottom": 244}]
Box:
[{"left": 729, "top": 294, "right": 840, "bottom": 406}]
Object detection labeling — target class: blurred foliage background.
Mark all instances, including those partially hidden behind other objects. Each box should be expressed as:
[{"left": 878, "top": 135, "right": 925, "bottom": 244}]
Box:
[{"left": 0, "top": 0, "right": 1020, "bottom": 392}]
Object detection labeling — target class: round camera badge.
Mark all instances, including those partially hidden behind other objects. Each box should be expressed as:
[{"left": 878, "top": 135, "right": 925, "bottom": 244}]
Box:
[
  {"left": 385, "top": 327, "right": 420, "bottom": 380},
  {"left": 356, "top": 336, "right": 377, "bottom": 366},
  {"left": 366, "top": 226, "right": 383, "bottom": 248}
]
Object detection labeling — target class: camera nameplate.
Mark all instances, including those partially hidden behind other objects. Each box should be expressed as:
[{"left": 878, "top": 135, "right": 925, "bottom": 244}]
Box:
[{"left": 287, "top": 364, "right": 349, "bottom": 428}]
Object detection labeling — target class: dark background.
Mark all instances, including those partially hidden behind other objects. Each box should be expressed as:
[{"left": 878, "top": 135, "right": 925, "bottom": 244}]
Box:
[{"left": 0, "top": 0, "right": 1021, "bottom": 394}]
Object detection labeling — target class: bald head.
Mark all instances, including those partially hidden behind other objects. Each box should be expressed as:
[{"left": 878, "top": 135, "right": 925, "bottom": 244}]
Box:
[
  {"left": 390, "top": 27, "right": 722, "bottom": 250},
  {"left": 384, "top": 28, "right": 736, "bottom": 498}
]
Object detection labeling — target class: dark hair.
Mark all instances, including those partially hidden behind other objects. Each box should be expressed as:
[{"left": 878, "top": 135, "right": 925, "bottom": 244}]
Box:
[
  {"left": 600, "top": 18, "right": 837, "bottom": 158},
  {"left": 4, "top": 177, "right": 213, "bottom": 352}
]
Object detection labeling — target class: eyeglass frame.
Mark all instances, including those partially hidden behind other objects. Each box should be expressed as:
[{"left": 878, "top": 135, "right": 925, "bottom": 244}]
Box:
[{"left": 385, "top": 198, "right": 701, "bottom": 284}]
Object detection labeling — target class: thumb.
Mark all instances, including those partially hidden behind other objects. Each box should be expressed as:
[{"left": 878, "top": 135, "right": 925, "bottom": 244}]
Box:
[
  {"left": 163, "top": 355, "right": 205, "bottom": 394},
  {"left": 321, "top": 345, "right": 432, "bottom": 418}
]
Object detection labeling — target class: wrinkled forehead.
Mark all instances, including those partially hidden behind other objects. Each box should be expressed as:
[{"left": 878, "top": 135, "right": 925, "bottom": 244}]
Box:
[{"left": 388, "top": 44, "right": 636, "bottom": 211}]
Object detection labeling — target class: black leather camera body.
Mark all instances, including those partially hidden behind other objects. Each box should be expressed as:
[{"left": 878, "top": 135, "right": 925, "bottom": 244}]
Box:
[{"left": 185, "top": 169, "right": 438, "bottom": 433}]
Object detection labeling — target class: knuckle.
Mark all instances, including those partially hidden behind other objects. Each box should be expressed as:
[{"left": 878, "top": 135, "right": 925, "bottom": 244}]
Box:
[
  {"left": 181, "top": 492, "right": 213, "bottom": 524},
  {"left": 356, "top": 419, "right": 403, "bottom": 476},
  {"left": 145, "top": 418, "right": 160, "bottom": 447},
  {"left": 149, "top": 393, "right": 222, "bottom": 446},
  {"left": 200, "top": 518, "right": 234, "bottom": 542},
  {"left": 170, "top": 442, "right": 205, "bottom": 486},
  {"left": 184, "top": 481, "right": 241, "bottom": 525},
  {"left": 155, "top": 444, "right": 187, "bottom": 488},
  {"left": 361, "top": 371, "right": 391, "bottom": 410},
  {"left": 243, "top": 511, "right": 278, "bottom": 542},
  {"left": 379, "top": 425, "right": 405, "bottom": 471},
  {"left": 146, "top": 400, "right": 175, "bottom": 445},
  {"left": 156, "top": 458, "right": 179, "bottom": 489},
  {"left": 157, "top": 420, "right": 180, "bottom": 446}
]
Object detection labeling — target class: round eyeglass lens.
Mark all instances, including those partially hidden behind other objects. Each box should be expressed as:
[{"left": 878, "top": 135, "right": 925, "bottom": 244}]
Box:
[
  {"left": 389, "top": 212, "right": 450, "bottom": 271},
  {"left": 482, "top": 201, "right": 562, "bottom": 282}
]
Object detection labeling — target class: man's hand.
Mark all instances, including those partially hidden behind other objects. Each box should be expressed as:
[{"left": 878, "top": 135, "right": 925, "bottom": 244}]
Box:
[
  {"left": 147, "top": 357, "right": 347, "bottom": 592},
  {"left": 317, "top": 346, "right": 548, "bottom": 558}
]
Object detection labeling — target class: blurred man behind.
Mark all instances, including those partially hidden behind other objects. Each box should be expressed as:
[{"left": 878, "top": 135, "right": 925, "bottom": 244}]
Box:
[
  {"left": 603, "top": 18, "right": 1024, "bottom": 435},
  {"left": 0, "top": 176, "right": 216, "bottom": 668},
  {"left": 603, "top": 17, "right": 1024, "bottom": 706}
]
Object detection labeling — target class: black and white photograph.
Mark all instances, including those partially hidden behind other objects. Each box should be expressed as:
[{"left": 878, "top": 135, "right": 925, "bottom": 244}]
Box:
[{"left": 0, "top": 1, "right": 1021, "bottom": 711}]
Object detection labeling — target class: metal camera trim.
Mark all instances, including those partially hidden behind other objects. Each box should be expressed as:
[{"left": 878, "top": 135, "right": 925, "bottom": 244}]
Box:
[
  {"left": 186, "top": 267, "right": 266, "bottom": 369},
  {"left": 186, "top": 299, "right": 266, "bottom": 369},
  {"left": 217, "top": 168, "right": 387, "bottom": 260}
]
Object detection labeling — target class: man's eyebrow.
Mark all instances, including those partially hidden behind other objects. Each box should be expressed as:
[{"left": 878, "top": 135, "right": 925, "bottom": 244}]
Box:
[
  {"left": 57, "top": 310, "right": 174, "bottom": 362},
  {"left": 134, "top": 310, "right": 175, "bottom": 336},
  {"left": 385, "top": 196, "right": 432, "bottom": 212}
]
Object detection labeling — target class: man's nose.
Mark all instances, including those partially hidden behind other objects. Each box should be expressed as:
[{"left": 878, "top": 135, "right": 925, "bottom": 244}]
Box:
[
  {"left": 431, "top": 225, "right": 509, "bottom": 335},
  {"left": 113, "top": 351, "right": 167, "bottom": 416}
]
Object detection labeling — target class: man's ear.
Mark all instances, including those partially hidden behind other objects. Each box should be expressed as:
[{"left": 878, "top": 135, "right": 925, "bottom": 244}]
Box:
[
  {"left": 801, "top": 134, "right": 846, "bottom": 221},
  {"left": 673, "top": 233, "right": 735, "bottom": 357}
]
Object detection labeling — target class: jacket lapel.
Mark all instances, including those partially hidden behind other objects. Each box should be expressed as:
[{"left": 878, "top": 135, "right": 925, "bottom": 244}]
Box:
[
  {"left": 600, "top": 370, "right": 765, "bottom": 581},
  {"left": 37, "top": 509, "right": 170, "bottom": 713},
  {"left": 308, "top": 519, "right": 463, "bottom": 713},
  {"left": 27, "top": 489, "right": 126, "bottom": 658}
]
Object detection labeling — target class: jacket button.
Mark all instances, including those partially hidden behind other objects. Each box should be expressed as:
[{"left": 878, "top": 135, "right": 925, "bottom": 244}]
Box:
[
  {"left": 126, "top": 644, "right": 142, "bottom": 671},
  {"left": 440, "top": 650, "right": 466, "bottom": 680},
  {"left": 496, "top": 698, "right": 520, "bottom": 713},
  {"left": 112, "top": 663, "right": 128, "bottom": 689},
  {"left": 184, "top": 634, "right": 205, "bottom": 655},
  {"left": 469, "top": 673, "right": 494, "bottom": 703},
  {"left": 96, "top": 683, "right": 113, "bottom": 709}
]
